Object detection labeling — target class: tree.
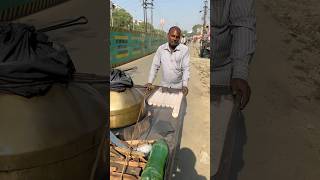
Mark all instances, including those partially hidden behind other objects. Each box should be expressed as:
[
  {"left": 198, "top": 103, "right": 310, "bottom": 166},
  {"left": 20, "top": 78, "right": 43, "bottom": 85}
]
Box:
[
  {"left": 111, "top": 7, "right": 165, "bottom": 34},
  {"left": 112, "top": 8, "right": 133, "bottom": 29},
  {"left": 192, "top": 24, "right": 202, "bottom": 35},
  {"left": 134, "top": 22, "right": 156, "bottom": 32},
  {"left": 182, "top": 30, "right": 188, "bottom": 36}
]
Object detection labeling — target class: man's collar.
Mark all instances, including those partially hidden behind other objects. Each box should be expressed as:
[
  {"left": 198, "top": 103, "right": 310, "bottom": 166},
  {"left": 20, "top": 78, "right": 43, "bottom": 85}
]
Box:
[{"left": 164, "top": 42, "right": 181, "bottom": 52}]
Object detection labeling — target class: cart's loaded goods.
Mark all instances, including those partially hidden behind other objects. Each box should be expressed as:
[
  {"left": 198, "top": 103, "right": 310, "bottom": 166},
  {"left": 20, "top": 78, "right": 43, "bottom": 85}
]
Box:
[
  {"left": 110, "top": 138, "right": 152, "bottom": 179},
  {"left": 0, "top": 19, "right": 107, "bottom": 180},
  {"left": 147, "top": 88, "right": 184, "bottom": 118},
  {"left": 110, "top": 137, "right": 168, "bottom": 180},
  {"left": 141, "top": 139, "right": 169, "bottom": 180},
  {"left": 110, "top": 68, "right": 147, "bottom": 129}
]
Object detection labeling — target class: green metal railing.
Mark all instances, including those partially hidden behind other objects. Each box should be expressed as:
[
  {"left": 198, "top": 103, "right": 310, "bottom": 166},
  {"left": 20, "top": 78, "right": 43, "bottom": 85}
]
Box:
[{"left": 110, "top": 27, "right": 166, "bottom": 67}]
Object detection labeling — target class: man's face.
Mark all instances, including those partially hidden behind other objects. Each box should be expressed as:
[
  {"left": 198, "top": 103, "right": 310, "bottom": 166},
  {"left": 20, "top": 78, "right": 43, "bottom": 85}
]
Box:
[{"left": 167, "top": 29, "right": 181, "bottom": 47}]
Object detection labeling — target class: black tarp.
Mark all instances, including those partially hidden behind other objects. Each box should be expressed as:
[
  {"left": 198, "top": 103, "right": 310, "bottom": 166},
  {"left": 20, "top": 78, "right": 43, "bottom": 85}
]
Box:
[{"left": 0, "top": 23, "right": 75, "bottom": 97}]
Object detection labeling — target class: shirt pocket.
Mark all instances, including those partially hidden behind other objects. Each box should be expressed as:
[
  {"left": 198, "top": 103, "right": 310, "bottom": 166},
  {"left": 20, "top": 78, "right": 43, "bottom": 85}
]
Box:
[
  {"left": 173, "top": 60, "right": 183, "bottom": 75},
  {"left": 174, "top": 52, "right": 183, "bottom": 67}
]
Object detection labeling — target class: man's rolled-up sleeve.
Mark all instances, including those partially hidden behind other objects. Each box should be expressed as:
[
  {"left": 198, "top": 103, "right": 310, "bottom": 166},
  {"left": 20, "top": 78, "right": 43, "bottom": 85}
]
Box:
[{"left": 230, "top": 0, "right": 256, "bottom": 81}]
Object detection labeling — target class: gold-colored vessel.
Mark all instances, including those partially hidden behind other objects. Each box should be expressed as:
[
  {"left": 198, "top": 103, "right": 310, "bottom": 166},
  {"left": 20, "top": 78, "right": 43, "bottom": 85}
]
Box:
[
  {"left": 110, "top": 88, "right": 146, "bottom": 129},
  {"left": 0, "top": 83, "right": 107, "bottom": 180}
]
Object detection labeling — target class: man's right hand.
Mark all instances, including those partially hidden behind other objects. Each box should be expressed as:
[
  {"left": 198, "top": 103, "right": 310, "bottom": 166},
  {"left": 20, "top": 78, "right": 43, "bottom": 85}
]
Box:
[
  {"left": 144, "top": 83, "right": 154, "bottom": 91},
  {"left": 230, "top": 78, "right": 251, "bottom": 110}
]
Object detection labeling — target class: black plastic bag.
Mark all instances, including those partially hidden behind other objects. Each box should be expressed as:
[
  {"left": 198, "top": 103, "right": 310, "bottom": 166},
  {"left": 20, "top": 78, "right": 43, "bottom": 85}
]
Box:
[
  {"left": 0, "top": 23, "right": 75, "bottom": 97},
  {"left": 110, "top": 69, "right": 133, "bottom": 92}
]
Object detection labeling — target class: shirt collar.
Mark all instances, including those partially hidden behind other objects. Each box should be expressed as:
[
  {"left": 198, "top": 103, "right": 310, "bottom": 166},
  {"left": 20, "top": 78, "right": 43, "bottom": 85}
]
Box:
[{"left": 164, "top": 42, "right": 181, "bottom": 53}]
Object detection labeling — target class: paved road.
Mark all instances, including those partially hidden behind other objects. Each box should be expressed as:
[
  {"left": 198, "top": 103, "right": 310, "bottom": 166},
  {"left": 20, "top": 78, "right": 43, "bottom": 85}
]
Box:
[
  {"left": 15, "top": 0, "right": 108, "bottom": 75},
  {"left": 119, "top": 43, "right": 210, "bottom": 180}
]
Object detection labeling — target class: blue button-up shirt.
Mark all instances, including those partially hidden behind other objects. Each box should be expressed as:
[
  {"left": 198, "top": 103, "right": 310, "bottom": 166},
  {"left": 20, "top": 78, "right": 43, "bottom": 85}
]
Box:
[{"left": 148, "top": 42, "right": 190, "bottom": 89}]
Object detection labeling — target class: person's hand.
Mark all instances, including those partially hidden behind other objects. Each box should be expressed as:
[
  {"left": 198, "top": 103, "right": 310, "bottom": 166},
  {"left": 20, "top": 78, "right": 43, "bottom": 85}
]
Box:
[
  {"left": 182, "top": 86, "right": 188, "bottom": 96},
  {"left": 230, "top": 78, "right": 251, "bottom": 110},
  {"left": 144, "top": 83, "right": 154, "bottom": 91}
]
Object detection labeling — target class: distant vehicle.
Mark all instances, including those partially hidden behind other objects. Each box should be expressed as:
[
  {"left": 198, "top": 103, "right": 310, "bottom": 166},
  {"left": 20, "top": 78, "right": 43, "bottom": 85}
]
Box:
[{"left": 200, "top": 38, "right": 210, "bottom": 58}]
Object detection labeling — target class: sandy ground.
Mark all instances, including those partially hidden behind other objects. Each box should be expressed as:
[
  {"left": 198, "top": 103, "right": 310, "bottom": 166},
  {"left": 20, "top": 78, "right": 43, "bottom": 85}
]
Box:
[
  {"left": 119, "top": 42, "right": 210, "bottom": 179},
  {"left": 232, "top": 0, "right": 320, "bottom": 179}
]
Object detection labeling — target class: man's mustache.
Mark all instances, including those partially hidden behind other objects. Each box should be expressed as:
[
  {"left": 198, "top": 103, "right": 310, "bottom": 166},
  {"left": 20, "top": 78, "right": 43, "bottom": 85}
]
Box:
[{"left": 170, "top": 41, "right": 179, "bottom": 45}]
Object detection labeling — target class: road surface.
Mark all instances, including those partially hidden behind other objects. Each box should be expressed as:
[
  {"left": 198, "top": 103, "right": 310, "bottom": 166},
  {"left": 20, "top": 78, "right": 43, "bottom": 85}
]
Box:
[
  {"left": 231, "top": 0, "right": 320, "bottom": 179},
  {"left": 119, "top": 42, "right": 210, "bottom": 180}
]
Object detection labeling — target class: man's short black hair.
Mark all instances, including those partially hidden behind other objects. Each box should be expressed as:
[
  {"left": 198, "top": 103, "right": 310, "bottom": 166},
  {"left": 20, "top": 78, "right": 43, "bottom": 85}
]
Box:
[{"left": 168, "top": 26, "right": 181, "bottom": 34}]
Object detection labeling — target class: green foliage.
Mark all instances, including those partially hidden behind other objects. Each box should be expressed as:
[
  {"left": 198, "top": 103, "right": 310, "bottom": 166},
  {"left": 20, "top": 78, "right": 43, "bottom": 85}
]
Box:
[
  {"left": 153, "top": 29, "right": 166, "bottom": 36},
  {"left": 111, "top": 8, "right": 133, "bottom": 29},
  {"left": 182, "top": 30, "right": 188, "bottom": 36},
  {"left": 133, "top": 22, "right": 154, "bottom": 32},
  {"left": 192, "top": 24, "right": 202, "bottom": 34},
  {"left": 111, "top": 7, "right": 165, "bottom": 35}
]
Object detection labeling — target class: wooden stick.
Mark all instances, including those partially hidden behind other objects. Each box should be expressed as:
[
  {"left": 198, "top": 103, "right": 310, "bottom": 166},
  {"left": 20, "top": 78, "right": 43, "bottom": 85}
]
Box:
[
  {"left": 125, "top": 140, "right": 155, "bottom": 146},
  {"left": 113, "top": 147, "right": 145, "bottom": 158},
  {"left": 110, "top": 159, "right": 146, "bottom": 168}
]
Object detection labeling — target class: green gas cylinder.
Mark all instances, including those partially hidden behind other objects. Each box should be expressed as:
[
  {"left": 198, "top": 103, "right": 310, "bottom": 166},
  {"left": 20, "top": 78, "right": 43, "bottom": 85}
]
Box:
[{"left": 141, "top": 139, "right": 169, "bottom": 180}]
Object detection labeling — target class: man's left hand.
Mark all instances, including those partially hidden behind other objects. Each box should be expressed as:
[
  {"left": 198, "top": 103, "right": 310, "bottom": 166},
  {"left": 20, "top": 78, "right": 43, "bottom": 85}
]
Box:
[
  {"left": 182, "top": 86, "right": 188, "bottom": 96},
  {"left": 230, "top": 78, "right": 251, "bottom": 110}
]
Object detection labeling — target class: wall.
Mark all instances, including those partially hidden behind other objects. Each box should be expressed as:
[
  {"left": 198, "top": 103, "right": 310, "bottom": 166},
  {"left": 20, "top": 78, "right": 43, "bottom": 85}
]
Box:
[{"left": 110, "top": 27, "right": 166, "bottom": 67}]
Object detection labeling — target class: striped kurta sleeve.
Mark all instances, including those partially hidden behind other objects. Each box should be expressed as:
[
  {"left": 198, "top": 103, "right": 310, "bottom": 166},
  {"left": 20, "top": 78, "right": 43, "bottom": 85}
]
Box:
[{"left": 229, "top": 0, "right": 256, "bottom": 81}]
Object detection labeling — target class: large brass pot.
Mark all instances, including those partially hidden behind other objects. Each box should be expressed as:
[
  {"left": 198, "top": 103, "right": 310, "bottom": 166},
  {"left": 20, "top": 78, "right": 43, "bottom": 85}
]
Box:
[
  {"left": 0, "top": 83, "right": 107, "bottom": 180},
  {"left": 110, "top": 88, "right": 146, "bottom": 129}
]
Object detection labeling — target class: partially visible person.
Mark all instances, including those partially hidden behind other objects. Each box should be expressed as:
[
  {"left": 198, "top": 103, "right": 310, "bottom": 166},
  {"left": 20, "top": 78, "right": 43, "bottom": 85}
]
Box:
[
  {"left": 212, "top": 0, "right": 256, "bottom": 109},
  {"left": 180, "top": 34, "right": 187, "bottom": 45},
  {"left": 211, "top": 0, "right": 256, "bottom": 179}
]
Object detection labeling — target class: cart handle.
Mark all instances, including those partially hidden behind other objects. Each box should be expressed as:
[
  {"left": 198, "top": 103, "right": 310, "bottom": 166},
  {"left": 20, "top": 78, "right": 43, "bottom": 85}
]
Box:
[{"left": 37, "top": 16, "right": 88, "bottom": 33}]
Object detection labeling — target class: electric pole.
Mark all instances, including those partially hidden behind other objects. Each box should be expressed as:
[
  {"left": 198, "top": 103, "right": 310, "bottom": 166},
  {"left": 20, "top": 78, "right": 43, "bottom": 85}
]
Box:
[
  {"left": 202, "top": 0, "right": 208, "bottom": 37},
  {"left": 143, "top": 0, "right": 154, "bottom": 32},
  {"left": 146, "top": 0, "right": 154, "bottom": 31},
  {"left": 142, "top": 0, "right": 147, "bottom": 32},
  {"left": 199, "top": 0, "right": 208, "bottom": 57},
  {"left": 110, "top": 1, "right": 113, "bottom": 27}
]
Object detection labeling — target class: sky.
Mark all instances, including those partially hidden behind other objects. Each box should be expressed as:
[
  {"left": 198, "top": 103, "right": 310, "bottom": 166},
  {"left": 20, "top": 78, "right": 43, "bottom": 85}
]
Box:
[{"left": 111, "top": 0, "right": 210, "bottom": 32}]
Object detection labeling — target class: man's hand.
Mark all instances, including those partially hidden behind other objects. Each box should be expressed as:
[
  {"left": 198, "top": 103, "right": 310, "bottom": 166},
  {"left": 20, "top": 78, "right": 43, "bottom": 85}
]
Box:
[
  {"left": 230, "top": 78, "right": 251, "bottom": 110},
  {"left": 182, "top": 86, "right": 188, "bottom": 96},
  {"left": 144, "top": 83, "right": 154, "bottom": 91}
]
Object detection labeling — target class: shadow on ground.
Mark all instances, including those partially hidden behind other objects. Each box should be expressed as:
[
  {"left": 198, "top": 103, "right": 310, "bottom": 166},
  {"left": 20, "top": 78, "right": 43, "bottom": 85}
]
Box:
[
  {"left": 211, "top": 112, "right": 247, "bottom": 180},
  {"left": 229, "top": 113, "right": 247, "bottom": 180},
  {"left": 172, "top": 147, "right": 207, "bottom": 180}
]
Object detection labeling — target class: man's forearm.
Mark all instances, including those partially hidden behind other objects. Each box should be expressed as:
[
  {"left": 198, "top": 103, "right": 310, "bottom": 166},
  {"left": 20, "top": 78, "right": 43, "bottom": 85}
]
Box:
[
  {"left": 148, "top": 49, "right": 161, "bottom": 83},
  {"left": 182, "top": 50, "right": 190, "bottom": 87},
  {"left": 148, "top": 67, "right": 157, "bottom": 84}
]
